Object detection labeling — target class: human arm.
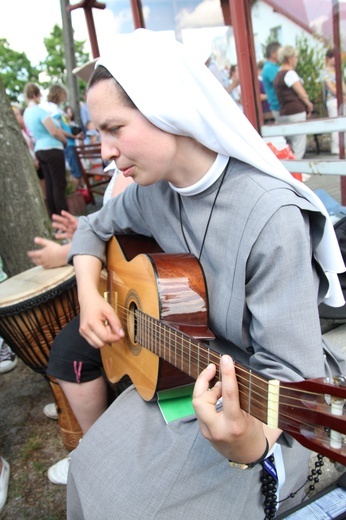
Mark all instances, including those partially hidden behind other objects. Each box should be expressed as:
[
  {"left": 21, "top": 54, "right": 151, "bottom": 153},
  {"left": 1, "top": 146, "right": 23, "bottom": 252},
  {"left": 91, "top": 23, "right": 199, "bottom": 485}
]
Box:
[
  {"left": 325, "top": 79, "right": 346, "bottom": 101},
  {"left": 291, "top": 80, "right": 313, "bottom": 116},
  {"left": 62, "top": 128, "right": 84, "bottom": 141},
  {"left": 52, "top": 210, "right": 79, "bottom": 240},
  {"left": 193, "top": 355, "right": 281, "bottom": 464},
  {"left": 193, "top": 204, "right": 327, "bottom": 464},
  {"left": 33, "top": 154, "right": 40, "bottom": 171},
  {"left": 42, "top": 116, "right": 67, "bottom": 145},
  {"left": 225, "top": 78, "right": 239, "bottom": 94},
  {"left": 325, "top": 79, "right": 337, "bottom": 97},
  {"left": 73, "top": 254, "right": 124, "bottom": 347},
  {"left": 27, "top": 238, "right": 70, "bottom": 268},
  {"left": 67, "top": 193, "right": 147, "bottom": 346}
]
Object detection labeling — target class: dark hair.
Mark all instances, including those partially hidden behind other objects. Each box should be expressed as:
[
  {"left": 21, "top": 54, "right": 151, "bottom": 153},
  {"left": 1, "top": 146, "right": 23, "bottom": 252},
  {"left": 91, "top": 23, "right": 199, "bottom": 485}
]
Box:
[
  {"left": 265, "top": 41, "right": 280, "bottom": 59},
  {"left": 88, "top": 66, "right": 137, "bottom": 109},
  {"left": 326, "top": 48, "right": 335, "bottom": 59}
]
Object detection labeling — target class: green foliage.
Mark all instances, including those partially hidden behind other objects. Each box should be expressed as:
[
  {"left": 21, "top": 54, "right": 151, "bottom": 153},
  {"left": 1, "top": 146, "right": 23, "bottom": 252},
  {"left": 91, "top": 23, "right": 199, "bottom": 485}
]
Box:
[
  {"left": 0, "top": 39, "right": 41, "bottom": 102},
  {"left": 294, "top": 33, "right": 326, "bottom": 116},
  {"left": 0, "top": 26, "right": 90, "bottom": 103},
  {"left": 261, "top": 31, "right": 327, "bottom": 116},
  {"left": 40, "top": 24, "right": 90, "bottom": 88}
]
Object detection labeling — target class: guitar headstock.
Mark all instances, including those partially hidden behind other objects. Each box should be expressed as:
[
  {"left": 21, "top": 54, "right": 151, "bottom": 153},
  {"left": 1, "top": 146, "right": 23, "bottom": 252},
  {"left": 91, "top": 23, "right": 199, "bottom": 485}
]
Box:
[{"left": 278, "top": 375, "right": 346, "bottom": 466}]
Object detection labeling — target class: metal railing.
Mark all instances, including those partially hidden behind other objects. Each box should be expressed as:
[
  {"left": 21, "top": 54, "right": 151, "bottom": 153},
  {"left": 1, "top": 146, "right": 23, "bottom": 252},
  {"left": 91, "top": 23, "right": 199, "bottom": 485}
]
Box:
[{"left": 261, "top": 116, "right": 346, "bottom": 176}]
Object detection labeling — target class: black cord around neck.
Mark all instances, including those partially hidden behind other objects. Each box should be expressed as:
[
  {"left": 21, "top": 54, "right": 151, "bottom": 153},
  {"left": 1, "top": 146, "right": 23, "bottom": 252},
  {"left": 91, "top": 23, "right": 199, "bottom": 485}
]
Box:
[{"left": 178, "top": 158, "right": 230, "bottom": 261}]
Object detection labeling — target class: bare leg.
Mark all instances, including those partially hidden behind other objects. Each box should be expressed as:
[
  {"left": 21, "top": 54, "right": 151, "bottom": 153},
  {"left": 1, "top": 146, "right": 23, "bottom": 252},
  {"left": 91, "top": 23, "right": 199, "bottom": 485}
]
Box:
[{"left": 57, "top": 376, "right": 108, "bottom": 435}]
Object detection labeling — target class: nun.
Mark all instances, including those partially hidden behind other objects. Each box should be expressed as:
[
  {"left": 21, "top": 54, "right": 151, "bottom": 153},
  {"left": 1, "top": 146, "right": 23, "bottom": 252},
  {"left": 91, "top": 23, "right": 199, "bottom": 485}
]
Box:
[{"left": 66, "top": 29, "right": 345, "bottom": 520}]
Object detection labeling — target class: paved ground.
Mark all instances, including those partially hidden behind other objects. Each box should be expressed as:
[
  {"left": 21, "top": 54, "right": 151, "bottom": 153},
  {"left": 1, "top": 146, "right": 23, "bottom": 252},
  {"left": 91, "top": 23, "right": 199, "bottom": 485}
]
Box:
[{"left": 1, "top": 151, "right": 346, "bottom": 519}]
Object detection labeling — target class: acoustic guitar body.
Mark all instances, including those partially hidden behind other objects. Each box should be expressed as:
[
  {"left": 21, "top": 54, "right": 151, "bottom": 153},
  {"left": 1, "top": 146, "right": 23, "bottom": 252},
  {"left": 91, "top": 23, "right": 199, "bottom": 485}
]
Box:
[
  {"left": 98, "top": 237, "right": 346, "bottom": 466},
  {"left": 100, "top": 235, "right": 210, "bottom": 401}
]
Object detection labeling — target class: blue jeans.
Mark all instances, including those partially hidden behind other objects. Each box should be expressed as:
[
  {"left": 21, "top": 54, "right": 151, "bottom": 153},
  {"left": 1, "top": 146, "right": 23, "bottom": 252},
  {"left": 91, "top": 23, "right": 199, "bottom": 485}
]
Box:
[{"left": 64, "top": 146, "right": 82, "bottom": 179}]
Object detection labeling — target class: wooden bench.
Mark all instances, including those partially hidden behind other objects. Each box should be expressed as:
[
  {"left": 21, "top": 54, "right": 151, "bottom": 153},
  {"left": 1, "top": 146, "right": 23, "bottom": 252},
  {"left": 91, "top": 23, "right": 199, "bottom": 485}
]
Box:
[{"left": 75, "top": 143, "right": 111, "bottom": 205}]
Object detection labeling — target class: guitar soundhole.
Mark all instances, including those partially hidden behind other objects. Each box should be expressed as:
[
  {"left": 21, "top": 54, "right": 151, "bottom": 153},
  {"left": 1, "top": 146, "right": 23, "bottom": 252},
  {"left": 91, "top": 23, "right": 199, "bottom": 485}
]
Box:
[{"left": 125, "top": 290, "right": 142, "bottom": 356}]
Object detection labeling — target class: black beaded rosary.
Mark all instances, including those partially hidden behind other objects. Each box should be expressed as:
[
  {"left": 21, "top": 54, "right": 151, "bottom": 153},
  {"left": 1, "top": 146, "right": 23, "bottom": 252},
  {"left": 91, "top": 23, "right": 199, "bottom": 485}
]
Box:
[{"left": 261, "top": 452, "right": 324, "bottom": 519}]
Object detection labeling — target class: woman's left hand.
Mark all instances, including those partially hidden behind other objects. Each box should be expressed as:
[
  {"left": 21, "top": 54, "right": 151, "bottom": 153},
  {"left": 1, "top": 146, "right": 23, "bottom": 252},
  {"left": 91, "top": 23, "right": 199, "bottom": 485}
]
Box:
[{"left": 193, "top": 355, "right": 275, "bottom": 464}]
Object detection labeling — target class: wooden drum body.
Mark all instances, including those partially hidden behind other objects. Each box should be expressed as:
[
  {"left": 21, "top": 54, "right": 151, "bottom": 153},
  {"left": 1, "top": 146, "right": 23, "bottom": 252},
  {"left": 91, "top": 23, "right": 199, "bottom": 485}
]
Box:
[{"left": 0, "top": 265, "right": 82, "bottom": 450}]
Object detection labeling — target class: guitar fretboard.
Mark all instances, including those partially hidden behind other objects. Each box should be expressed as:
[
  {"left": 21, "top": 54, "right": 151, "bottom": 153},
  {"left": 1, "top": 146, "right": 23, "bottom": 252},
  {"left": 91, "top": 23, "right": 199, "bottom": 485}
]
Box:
[{"left": 136, "top": 309, "right": 271, "bottom": 425}]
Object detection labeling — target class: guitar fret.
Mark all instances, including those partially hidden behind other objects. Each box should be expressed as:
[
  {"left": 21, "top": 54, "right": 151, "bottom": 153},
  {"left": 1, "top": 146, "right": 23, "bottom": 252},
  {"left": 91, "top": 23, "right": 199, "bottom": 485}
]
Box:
[
  {"left": 197, "top": 342, "right": 200, "bottom": 375},
  {"left": 136, "top": 309, "right": 141, "bottom": 345},
  {"left": 148, "top": 315, "right": 152, "bottom": 352},
  {"left": 181, "top": 331, "right": 183, "bottom": 371},
  {"left": 188, "top": 338, "right": 191, "bottom": 376},
  {"left": 140, "top": 311, "right": 143, "bottom": 347},
  {"left": 163, "top": 323, "right": 167, "bottom": 360},
  {"left": 146, "top": 314, "right": 150, "bottom": 351},
  {"left": 153, "top": 316, "right": 157, "bottom": 355},
  {"left": 158, "top": 318, "right": 161, "bottom": 356},
  {"left": 168, "top": 328, "right": 172, "bottom": 361},
  {"left": 174, "top": 329, "right": 177, "bottom": 368},
  {"left": 143, "top": 317, "right": 148, "bottom": 347}
]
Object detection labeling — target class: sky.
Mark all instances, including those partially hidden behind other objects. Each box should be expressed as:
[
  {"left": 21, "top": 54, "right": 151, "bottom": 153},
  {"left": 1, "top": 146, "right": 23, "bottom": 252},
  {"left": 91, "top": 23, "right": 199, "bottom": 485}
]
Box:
[
  {"left": 3, "top": 0, "right": 344, "bottom": 72},
  {"left": 0, "top": 0, "right": 229, "bottom": 66},
  {"left": 0, "top": 0, "right": 91, "bottom": 65}
]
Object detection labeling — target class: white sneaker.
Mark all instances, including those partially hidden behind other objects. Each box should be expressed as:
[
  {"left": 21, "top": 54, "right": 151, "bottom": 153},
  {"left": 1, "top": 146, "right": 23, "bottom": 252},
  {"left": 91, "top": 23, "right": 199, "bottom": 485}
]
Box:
[
  {"left": 48, "top": 454, "right": 72, "bottom": 485},
  {"left": 43, "top": 403, "right": 58, "bottom": 420},
  {"left": 0, "top": 340, "right": 18, "bottom": 374},
  {"left": 0, "top": 457, "right": 10, "bottom": 513}
]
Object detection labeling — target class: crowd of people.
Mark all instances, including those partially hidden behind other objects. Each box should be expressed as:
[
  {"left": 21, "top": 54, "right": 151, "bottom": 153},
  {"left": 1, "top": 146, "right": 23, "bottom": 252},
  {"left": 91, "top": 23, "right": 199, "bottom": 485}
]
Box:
[
  {"left": 14, "top": 79, "right": 101, "bottom": 220},
  {"left": 209, "top": 40, "right": 345, "bottom": 161},
  {"left": 264, "top": 42, "right": 345, "bottom": 160},
  {"left": 1, "top": 28, "right": 346, "bottom": 518}
]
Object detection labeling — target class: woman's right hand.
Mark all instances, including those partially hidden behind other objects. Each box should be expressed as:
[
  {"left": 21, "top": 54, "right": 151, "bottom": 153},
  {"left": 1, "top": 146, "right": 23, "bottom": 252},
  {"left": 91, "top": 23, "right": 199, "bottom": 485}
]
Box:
[{"left": 78, "top": 291, "right": 125, "bottom": 349}]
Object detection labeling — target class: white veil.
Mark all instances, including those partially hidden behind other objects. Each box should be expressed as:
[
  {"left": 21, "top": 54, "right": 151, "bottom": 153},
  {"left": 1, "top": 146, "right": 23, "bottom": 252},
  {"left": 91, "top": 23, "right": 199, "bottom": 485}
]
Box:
[{"left": 77, "top": 29, "right": 345, "bottom": 306}]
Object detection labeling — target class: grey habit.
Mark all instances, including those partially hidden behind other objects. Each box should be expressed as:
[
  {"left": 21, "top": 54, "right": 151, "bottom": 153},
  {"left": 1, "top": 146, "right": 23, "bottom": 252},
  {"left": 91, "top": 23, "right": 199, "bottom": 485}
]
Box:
[
  {"left": 67, "top": 29, "right": 345, "bottom": 520},
  {"left": 67, "top": 159, "right": 345, "bottom": 519}
]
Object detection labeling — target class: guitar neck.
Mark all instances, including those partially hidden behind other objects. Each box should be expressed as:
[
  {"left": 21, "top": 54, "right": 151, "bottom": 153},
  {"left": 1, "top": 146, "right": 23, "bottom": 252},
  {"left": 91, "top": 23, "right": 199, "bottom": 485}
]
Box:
[
  {"left": 136, "top": 309, "right": 346, "bottom": 465},
  {"left": 136, "top": 309, "right": 270, "bottom": 425}
]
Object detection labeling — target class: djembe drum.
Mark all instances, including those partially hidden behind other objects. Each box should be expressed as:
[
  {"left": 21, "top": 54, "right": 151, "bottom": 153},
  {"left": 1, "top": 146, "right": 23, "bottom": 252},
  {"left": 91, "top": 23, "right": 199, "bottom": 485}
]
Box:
[{"left": 0, "top": 265, "right": 82, "bottom": 450}]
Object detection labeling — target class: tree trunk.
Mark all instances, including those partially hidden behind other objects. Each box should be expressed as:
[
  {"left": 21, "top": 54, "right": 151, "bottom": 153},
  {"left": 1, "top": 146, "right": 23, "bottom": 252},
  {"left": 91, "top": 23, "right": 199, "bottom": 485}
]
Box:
[{"left": 0, "top": 80, "right": 52, "bottom": 277}]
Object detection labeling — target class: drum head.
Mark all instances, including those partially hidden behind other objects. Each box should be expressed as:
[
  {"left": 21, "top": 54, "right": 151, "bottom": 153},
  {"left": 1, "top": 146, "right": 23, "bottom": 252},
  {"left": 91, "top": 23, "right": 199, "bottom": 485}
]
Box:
[{"left": 0, "top": 265, "right": 76, "bottom": 308}]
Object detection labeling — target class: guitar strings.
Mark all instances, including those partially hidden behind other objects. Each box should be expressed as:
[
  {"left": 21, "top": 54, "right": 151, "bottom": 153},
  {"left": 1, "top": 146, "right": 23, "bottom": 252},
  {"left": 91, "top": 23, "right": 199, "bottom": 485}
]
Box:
[
  {"left": 109, "top": 307, "right": 346, "bottom": 463},
  {"left": 111, "top": 304, "right": 346, "bottom": 452},
  {"left": 114, "top": 303, "right": 346, "bottom": 405}
]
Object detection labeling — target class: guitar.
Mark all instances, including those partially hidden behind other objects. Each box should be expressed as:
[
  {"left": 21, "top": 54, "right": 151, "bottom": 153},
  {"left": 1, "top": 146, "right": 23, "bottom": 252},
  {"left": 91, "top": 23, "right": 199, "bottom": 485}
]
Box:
[{"left": 100, "top": 235, "right": 346, "bottom": 465}]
